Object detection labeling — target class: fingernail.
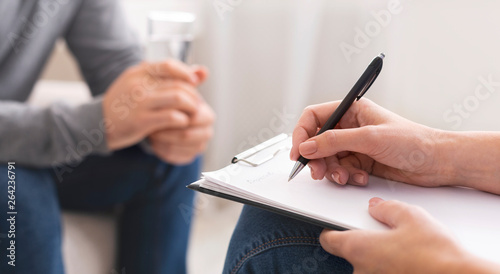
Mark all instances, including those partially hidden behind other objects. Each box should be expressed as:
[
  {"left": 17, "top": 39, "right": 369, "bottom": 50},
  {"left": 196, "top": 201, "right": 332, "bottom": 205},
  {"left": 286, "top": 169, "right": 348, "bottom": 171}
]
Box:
[
  {"left": 310, "top": 167, "right": 315, "bottom": 180},
  {"left": 369, "top": 198, "right": 383, "bottom": 207},
  {"left": 331, "top": 172, "right": 341, "bottom": 184},
  {"left": 353, "top": 173, "right": 365, "bottom": 185},
  {"left": 300, "top": 141, "right": 317, "bottom": 155}
]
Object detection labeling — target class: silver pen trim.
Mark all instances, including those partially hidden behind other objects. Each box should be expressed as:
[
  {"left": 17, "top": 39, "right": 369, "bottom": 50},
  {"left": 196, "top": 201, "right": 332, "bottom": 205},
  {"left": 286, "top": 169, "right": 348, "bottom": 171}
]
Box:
[{"left": 288, "top": 162, "right": 305, "bottom": 182}]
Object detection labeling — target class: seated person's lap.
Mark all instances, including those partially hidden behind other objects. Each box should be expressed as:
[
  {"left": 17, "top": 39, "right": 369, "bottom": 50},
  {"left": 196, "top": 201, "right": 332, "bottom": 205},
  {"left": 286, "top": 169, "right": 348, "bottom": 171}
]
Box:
[
  {"left": 224, "top": 205, "right": 353, "bottom": 274},
  {"left": 0, "top": 146, "right": 199, "bottom": 273}
]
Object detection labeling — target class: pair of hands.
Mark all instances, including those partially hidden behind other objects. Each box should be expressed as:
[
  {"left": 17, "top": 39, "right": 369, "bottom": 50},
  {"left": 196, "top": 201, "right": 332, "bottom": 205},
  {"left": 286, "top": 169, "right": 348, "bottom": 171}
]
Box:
[
  {"left": 290, "top": 99, "right": 496, "bottom": 273},
  {"left": 103, "top": 60, "right": 214, "bottom": 164}
]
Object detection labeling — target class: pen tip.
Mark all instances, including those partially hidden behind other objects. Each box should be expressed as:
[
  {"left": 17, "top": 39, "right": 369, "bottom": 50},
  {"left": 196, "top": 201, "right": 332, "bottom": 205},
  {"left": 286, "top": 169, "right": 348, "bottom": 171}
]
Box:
[
  {"left": 288, "top": 162, "right": 305, "bottom": 182},
  {"left": 378, "top": 53, "right": 385, "bottom": 59}
]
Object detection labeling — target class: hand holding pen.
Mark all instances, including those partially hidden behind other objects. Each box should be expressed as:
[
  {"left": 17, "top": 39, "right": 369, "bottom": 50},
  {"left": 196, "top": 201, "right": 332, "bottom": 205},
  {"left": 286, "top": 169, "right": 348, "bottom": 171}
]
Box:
[{"left": 289, "top": 53, "right": 385, "bottom": 182}]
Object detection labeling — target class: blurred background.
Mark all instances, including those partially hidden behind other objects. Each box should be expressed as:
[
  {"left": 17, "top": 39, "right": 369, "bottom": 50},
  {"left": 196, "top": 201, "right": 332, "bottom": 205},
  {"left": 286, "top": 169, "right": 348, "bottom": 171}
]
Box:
[{"left": 34, "top": 0, "right": 500, "bottom": 273}]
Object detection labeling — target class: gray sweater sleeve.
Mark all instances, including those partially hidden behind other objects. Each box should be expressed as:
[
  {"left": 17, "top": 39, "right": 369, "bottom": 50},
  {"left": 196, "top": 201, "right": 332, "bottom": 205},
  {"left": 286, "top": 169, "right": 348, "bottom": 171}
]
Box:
[
  {"left": 0, "top": 0, "right": 142, "bottom": 167},
  {"left": 0, "top": 98, "right": 108, "bottom": 167},
  {"left": 64, "top": 0, "right": 143, "bottom": 97}
]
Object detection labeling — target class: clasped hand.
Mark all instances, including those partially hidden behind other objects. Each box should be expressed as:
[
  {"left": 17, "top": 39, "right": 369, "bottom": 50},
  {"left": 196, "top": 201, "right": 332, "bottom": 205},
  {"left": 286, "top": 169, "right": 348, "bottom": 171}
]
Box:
[{"left": 103, "top": 59, "right": 215, "bottom": 165}]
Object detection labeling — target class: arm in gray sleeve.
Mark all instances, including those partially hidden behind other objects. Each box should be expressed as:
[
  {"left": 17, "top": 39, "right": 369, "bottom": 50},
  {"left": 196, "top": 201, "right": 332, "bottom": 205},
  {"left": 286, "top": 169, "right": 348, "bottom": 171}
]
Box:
[
  {"left": 64, "top": 0, "right": 143, "bottom": 96},
  {"left": 64, "top": 0, "right": 155, "bottom": 153},
  {"left": 0, "top": 98, "right": 109, "bottom": 168},
  {"left": 0, "top": 0, "right": 146, "bottom": 168}
]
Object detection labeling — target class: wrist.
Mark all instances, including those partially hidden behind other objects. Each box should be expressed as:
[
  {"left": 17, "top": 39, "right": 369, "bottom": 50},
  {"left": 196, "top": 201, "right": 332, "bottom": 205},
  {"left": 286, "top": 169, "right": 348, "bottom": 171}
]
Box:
[
  {"left": 446, "top": 252, "right": 500, "bottom": 274},
  {"left": 434, "top": 130, "right": 500, "bottom": 191},
  {"left": 433, "top": 130, "right": 480, "bottom": 187},
  {"left": 413, "top": 127, "right": 457, "bottom": 187},
  {"left": 432, "top": 130, "right": 463, "bottom": 186}
]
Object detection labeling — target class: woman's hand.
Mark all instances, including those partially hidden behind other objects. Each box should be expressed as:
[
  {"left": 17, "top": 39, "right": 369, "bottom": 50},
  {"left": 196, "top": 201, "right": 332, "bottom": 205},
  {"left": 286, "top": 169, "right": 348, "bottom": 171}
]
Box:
[
  {"left": 319, "top": 198, "right": 499, "bottom": 274},
  {"left": 290, "top": 98, "right": 448, "bottom": 187}
]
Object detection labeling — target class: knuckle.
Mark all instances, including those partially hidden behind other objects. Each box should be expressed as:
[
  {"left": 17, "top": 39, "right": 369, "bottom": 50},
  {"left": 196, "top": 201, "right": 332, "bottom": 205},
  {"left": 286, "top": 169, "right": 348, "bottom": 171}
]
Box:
[
  {"left": 163, "top": 59, "right": 179, "bottom": 72},
  {"left": 386, "top": 200, "right": 424, "bottom": 223},
  {"left": 164, "top": 110, "right": 177, "bottom": 122},
  {"left": 142, "top": 74, "right": 159, "bottom": 90},
  {"left": 302, "top": 103, "right": 322, "bottom": 118},
  {"left": 400, "top": 207, "right": 420, "bottom": 223},
  {"left": 128, "top": 79, "right": 143, "bottom": 91},
  {"left": 145, "top": 62, "right": 162, "bottom": 76},
  {"left": 170, "top": 92, "right": 184, "bottom": 104},
  {"left": 302, "top": 105, "right": 316, "bottom": 116},
  {"left": 141, "top": 62, "right": 156, "bottom": 75},
  {"left": 406, "top": 205, "right": 426, "bottom": 220},
  {"left": 164, "top": 58, "right": 177, "bottom": 66},
  {"left": 324, "top": 130, "right": 337, "bottom": 148},
  {"left": 362, "top": 125, "right": 379, "bottom": 140},
  {"left": 358, "top": 97, "right": 373, "bottom": 107}
]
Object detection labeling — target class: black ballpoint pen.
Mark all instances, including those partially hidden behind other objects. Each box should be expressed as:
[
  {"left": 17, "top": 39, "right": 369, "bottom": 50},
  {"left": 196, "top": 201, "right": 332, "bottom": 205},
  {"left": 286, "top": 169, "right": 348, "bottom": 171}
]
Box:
[{"left": 288, "top": 53, "right": 385, "bottom": 182}]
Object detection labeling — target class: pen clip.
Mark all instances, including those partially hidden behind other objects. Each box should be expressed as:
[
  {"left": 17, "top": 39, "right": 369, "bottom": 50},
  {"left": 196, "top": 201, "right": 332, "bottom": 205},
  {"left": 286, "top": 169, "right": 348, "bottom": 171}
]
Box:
[{"left": 357, "top": 67, "right": 381, "bottom": 100}]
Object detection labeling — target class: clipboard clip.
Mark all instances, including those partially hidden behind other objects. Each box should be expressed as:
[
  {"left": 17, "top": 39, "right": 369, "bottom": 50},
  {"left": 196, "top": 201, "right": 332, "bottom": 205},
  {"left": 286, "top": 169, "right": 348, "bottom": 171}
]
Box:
[{"left": 231, "top": 133, "right": 289, "bottom": 167}]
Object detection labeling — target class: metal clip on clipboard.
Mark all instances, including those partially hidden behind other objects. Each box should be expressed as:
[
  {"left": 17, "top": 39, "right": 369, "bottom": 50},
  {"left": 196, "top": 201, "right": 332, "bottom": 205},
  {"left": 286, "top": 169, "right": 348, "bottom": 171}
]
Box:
[{"left": 231, "top": 133, "right": 290, "bottom": 167}]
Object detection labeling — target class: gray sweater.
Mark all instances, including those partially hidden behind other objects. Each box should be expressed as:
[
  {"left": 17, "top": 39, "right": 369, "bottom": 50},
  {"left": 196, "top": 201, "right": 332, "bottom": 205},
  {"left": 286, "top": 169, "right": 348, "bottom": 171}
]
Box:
[{"left": 0, "top": 0, "right": 142, "bottom": 167}]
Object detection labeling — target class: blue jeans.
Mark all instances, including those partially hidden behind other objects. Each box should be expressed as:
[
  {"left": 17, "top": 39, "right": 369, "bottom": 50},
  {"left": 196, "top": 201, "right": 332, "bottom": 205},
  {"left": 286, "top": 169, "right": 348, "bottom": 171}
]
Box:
[
  {"left": 223, "top": 205, "right": 354, "bottom": 274},
  {"left": 0, "top": 146, "right": 199, "bottom": 274}
]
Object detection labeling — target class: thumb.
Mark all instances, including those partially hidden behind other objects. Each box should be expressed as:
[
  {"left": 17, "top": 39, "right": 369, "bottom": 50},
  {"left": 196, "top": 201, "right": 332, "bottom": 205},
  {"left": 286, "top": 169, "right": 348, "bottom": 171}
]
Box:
[
  {"left": 298, "top": 127, "right": 376, "bottom": 159},
  {"left": 145, "top": 60, "right": 198, "bottom": 84},
  {"left": 368, "top": 198, "right": 416, "bottom": 229},
  {"left": 319, "top": 228, "right": 360, "bottom": 258}
]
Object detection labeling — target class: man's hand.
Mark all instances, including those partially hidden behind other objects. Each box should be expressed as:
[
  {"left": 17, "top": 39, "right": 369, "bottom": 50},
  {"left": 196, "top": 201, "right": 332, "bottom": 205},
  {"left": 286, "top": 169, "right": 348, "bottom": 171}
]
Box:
[
  {"left": 146, "top": 64, "right": 215, "bottom": 165},
  {"left": 102, "top": 60, "right": 204, "bottom": 151},
  {"left": 149, "top": 100, "right": 215, "bottom": 164},
  {"left": 319, "top": 198, "right": 498, "bottom": 274}
]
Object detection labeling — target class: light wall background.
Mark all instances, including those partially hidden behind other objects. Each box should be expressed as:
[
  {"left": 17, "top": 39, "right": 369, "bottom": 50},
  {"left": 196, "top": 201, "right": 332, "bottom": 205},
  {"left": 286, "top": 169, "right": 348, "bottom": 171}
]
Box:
[
  {"left": 196, "top": 0, "right": 500, "bottom": 170},
  {"left": 41, "top": 0, "right": 500, "bottom": 170}
]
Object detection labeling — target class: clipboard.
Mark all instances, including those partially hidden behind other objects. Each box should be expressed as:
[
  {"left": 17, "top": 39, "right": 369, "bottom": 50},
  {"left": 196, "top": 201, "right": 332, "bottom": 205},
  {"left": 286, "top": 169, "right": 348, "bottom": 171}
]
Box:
[
  {"left": 188, "top": 134, "right": 500, "bottom": 264},
  {"left": 188, "top": 180, "right": 347, "bottom": 231},
  {"left": 188, "top": 134, "right": 348, "bottom": 229}
]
